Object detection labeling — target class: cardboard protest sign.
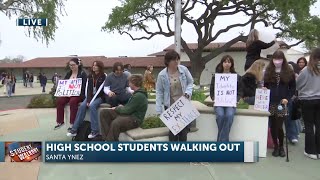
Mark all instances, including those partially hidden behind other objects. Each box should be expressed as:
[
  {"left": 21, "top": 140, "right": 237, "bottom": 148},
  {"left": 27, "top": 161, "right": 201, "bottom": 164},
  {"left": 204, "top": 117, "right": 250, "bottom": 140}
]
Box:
[
  {"left": 54, "top": 78, "right": 82, "bottom": 97},
  {"left": 254, "top": 89, "right": 270, "bottom": 112},
  {"left": 160, "top": 96, "right": 200, "bottom": 135},
  {"left": 214, "top": 73, "right": 237, "bottom": 107}
]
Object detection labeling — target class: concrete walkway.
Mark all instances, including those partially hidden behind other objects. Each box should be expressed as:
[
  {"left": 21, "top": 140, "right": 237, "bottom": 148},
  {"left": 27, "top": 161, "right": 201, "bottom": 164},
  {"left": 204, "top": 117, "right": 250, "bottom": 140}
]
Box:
[
  {"left": 0, "top": 108, "right": 319, "bottom": 180},
  {"left": 0, "top": 83, "right": 54, "bottom": 97}
]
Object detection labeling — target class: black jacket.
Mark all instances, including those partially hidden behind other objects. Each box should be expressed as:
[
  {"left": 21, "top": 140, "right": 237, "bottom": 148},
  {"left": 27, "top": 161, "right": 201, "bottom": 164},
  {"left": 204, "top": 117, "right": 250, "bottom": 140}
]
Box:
[
  {"left": 241, "top": 73, "right": 257, "bottom": 98},
  {"left": 64, "top": 70, "right": 88, "bottom": 100},
  {"left": 245, "top": 40, "right": 275, "bottom": 70},
  {"left": 210, "top": 73, "right": 242, "bottom": 101},
  {"left": 264, "top": 74, "right": 296, "bottom": 104},
  {"left": 86, "top": 73, "right": 106, "bottom": 103}
]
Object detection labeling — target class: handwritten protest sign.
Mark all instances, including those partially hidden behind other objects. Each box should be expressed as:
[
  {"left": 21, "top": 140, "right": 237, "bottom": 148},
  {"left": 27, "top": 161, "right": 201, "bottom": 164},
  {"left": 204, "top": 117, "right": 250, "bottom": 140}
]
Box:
[
  {"left": 254, "top": 89, "right": 270, "bottom": 112},
  {"left": 160, "top": 96, "right": 200, "bottom": 135},
  {"left": 54, "top": 78, "right": 82, "bottom": 97},
  {"left": 214, "top": 73, "right": 237, "bottom": 107}
]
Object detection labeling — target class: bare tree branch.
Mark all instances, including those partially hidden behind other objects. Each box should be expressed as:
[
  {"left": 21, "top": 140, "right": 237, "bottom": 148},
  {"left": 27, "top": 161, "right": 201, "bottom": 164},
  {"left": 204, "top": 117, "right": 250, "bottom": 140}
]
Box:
[
  {"left": 202, "top": 35, "right": 248, "bottom": 63},
  {"left": 287, "top": 40, "right": 304, "bottom": 48}
]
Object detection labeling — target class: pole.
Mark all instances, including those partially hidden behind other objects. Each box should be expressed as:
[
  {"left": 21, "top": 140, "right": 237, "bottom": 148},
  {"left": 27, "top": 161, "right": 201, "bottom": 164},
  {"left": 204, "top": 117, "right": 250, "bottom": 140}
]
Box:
[{"left": 174, "top": 0, "right": 181, "bottom": 55}]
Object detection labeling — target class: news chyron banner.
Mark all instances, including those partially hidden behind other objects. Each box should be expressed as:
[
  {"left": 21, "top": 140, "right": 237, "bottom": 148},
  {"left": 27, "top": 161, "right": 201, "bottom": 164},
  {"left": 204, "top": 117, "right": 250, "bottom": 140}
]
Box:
[
  {"left": 0, "top": 142, "right": 42, "bottom": 162},
  {"left": 43, "top": 142, "right": 259, "bottom": 163}
]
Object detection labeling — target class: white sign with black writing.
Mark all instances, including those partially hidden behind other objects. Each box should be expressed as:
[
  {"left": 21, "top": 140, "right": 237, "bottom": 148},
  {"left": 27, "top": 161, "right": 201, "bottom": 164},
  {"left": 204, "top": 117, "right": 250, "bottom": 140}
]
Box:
[
  {"left": 54, "top": 78, "right": 82, "bottom": 97},
  {"left": 254, "top": 89, "right": 270, "bottom": 112},
  {"left": 214, "top": 73, "right": 238, "bottom": 107},
  {"left": 160, "top": 96, "right": 200, "bottom": 136}
]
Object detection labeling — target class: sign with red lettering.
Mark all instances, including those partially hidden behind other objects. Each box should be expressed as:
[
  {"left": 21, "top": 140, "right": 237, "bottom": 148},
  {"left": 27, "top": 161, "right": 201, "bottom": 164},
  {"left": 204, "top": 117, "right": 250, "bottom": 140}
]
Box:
[
  {"left": 54, "top": 78, "right": 82, "bottom": 97},
  {"left": 160, "top": 96, "right": 200, "bottom": 135},
  {"left": 254, "top": 89, "right": 270, "bottom": 112}
]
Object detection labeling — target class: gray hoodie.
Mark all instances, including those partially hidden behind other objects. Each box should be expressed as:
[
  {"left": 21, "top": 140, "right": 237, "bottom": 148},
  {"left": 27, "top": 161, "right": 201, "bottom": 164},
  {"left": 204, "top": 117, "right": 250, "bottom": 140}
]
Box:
[{"left": 296, "top": 67, "right": 320, "bottom": 100}]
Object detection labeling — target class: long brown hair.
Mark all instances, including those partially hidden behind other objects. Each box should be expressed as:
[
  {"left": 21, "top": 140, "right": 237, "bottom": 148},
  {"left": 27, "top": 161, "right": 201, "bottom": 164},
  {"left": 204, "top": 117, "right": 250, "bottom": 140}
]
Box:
[
  {"left": 90, "top": 61, "right": 104, "bottom": 78},
  {"left": 264, "top": 50, "right": 294, "bottom": 84},
  {"left": 215, "top": 55, "right": 237, "bottom": 73},
  {"left": 245, "top": 60, "right": 265, "bottom": 81},
  {"left": 246, "top": 29, "right": 259, "bottom": 48},
  {"left": 307, "top": 48, "right": 320, "bottom": 76}
]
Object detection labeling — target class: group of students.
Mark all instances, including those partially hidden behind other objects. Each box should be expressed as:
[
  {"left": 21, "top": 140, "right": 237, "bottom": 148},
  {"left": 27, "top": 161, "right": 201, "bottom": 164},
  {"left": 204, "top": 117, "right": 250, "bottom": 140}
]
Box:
[
  {"left": 54, "top": 58, "right": 162, "bottom": 141},
  {"left": 23, "top": 71, "right": 34, "bottom": 88},
  {"left": 208, "top": 29, "right": 320, "bottom": 160},
  {"left": 1, "top": 72, "right": 16, "bottom": 97}
]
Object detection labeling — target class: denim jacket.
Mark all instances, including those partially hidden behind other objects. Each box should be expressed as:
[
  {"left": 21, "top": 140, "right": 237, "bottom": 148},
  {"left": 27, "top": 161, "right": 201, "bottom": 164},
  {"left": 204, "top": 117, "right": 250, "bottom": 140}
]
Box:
[{"left": 156, "top": 65, "right": 194, "bottom": 114}]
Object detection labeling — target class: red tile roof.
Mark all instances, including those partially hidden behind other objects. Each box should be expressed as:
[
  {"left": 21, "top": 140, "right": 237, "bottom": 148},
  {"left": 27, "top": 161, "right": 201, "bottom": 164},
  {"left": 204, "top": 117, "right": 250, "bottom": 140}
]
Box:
[{"left": 0, "top": 56, "right": 191, "bottom": 69}]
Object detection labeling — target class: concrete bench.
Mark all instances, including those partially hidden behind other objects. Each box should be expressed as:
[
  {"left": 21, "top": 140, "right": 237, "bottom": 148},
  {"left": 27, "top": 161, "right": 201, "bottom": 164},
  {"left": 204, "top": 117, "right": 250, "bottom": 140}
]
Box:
[{"left": 64, "top": 103, "right": 111, "bottom": 126}]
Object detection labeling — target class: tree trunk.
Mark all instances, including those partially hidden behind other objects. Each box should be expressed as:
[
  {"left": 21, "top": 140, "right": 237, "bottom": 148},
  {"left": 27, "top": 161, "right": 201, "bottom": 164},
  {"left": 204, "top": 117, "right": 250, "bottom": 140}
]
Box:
[{"left": 190, "top": 56, "right": 206, "bottom": 83}]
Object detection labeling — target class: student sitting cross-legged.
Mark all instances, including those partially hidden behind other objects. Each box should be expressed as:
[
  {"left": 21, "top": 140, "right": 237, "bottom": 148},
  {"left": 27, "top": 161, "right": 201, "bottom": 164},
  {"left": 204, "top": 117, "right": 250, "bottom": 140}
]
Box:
[
  {"left": 99, "top": 74, "right": 148, "bottom": 141},
  {"left": 67, "top": 61, "right": 106, "bottom": 139}
]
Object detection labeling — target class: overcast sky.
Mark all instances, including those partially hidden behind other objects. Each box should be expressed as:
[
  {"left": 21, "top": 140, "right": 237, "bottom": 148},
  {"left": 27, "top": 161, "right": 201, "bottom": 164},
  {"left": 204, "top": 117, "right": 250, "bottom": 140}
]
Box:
[{"left": 0, "top": 0, "right": 319, "bottom": 60}]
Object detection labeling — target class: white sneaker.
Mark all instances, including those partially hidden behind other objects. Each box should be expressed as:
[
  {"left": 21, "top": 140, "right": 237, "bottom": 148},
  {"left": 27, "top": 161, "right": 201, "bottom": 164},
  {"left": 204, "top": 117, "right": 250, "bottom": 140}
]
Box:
[
  {"left": 291, "top": 139, "right": 298, "bottom": 144},
  {"left": 304, "top": 152, "right": 318, "bottom": 160}
]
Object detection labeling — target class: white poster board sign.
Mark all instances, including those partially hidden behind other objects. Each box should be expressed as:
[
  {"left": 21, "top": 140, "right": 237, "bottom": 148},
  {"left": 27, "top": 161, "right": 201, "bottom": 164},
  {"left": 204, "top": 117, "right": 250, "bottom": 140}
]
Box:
[
  {"left": 54, "top": 78, "right": 82, "bottom": 97},
  {"left": 214, "top": 73, "right": 238, "bottom": 107},
  {"left": 254, "top": 89, "right": 270, "bottom": 112},
  {"left": 160, "top": 96, "right": 200, "bottom": 135}
]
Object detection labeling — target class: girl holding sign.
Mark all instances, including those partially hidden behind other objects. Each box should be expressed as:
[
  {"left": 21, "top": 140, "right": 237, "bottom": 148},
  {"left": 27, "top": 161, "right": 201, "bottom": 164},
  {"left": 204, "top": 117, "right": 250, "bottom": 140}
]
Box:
[
  {"left": 156, "top": 50, "right": 194, "bottom": 141},
  {"left": 263, "top": 50, "right": 296, "bottom": 157},
  {"left": 210, "top": 55, "right": 242, "bottom": 142},
  {"left": 67, "top": 61, "right": 107, "bottom": 139},
  {"left": 54, "top": 58, "right": 87, "bottom": 130}
]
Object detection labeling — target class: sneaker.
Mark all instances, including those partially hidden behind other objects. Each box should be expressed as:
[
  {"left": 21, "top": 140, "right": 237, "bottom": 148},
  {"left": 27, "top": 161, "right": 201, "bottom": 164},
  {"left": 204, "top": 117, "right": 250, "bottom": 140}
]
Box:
[
  {"left": 67, "top": 127, "right": 72, "bottom": 131},
  {"left": 88, "top": 132, "right": 99, "bottom": 139},
  {"left": 279, "top": 147, "right": 286, "bottom": 157},
  {"left": 291, "top": 139, "right": 298, "bottom": 144},
  {"left": 304, "top": 152, "right": 318, "bottom": 160},
  {"left": 66, "top": 129, "right": 77, "bottom": 137},
  {"left": 54, "top": 123, "right": 65, "bottom": 130},
  {"left": 272, "top": 147, "right": 279, "bottom": 157}
]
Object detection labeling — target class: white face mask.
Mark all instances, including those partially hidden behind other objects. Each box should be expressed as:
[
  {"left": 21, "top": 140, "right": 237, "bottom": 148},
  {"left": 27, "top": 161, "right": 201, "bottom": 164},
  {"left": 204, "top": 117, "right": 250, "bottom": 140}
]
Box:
[{"left": 273, "top": 59, "right": 283, "bottom": 68}]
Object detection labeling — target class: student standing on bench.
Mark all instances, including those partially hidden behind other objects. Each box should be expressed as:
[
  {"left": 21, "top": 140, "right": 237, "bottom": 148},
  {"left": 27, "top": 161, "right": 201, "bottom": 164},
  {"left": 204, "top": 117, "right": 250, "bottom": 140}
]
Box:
[{"left": 67, "top": 61, "right": 106, "bottom": 139}]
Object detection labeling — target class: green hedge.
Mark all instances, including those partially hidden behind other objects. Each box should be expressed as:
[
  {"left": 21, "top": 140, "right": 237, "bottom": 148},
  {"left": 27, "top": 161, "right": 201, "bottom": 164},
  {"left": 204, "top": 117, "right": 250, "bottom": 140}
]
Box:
[
  {"left": 27, "top": 94, "right": 56, "bottom": 108},
  {"left": 191, "top": 90, "right": 206, "bottom": 103},
  {"left": 141, "top": 115, "right": 166, "bottom": 129}
]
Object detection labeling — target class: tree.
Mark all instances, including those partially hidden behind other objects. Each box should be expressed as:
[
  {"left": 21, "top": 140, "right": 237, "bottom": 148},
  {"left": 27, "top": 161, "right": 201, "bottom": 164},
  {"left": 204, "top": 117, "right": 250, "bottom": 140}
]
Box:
[
  {"left": 0, "top": 0, "right": 66, "bottom": 45},
  {"left": 102, "top": 0, "right": 320, "bottom": 79},
  {"left": 0, "top": 55, "right": 25, "bottom": 63}
]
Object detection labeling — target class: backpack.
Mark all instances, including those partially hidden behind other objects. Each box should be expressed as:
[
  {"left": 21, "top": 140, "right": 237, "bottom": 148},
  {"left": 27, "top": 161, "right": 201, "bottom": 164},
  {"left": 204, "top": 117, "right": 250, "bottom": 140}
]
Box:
[{"left": 72, "top": 121, "right": 91, "bottom": 141}]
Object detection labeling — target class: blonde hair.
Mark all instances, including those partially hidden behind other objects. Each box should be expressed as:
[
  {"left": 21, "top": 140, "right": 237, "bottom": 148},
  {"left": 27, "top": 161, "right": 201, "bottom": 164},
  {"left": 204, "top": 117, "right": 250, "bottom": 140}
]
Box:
[
  {"left": 245, "top": 60, "right": 265, "bottom": 81},
  {"left": 246, "top": 29, "right": 259, "bottom": 48}
]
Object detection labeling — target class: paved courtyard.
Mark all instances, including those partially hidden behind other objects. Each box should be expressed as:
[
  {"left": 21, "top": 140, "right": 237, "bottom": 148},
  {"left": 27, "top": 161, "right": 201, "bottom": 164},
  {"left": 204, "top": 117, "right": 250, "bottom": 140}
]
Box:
[{"left": 0, "top": 84, "right": 319, "bottom": 180}]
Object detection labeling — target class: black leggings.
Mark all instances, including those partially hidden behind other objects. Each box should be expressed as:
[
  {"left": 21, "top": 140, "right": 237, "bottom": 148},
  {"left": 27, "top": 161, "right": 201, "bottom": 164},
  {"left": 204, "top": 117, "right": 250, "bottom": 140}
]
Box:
[
  {"left": 269, "top": 115, "right": 285, "bottom": 147},
  {"left": 165, "top": 106, "right": 190, "bottom": 141}
]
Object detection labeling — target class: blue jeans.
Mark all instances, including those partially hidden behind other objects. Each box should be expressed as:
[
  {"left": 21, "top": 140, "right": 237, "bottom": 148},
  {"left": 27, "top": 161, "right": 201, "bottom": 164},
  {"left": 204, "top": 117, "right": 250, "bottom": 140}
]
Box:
[
  {"left": 214, "top": 107, "right": 236, "bottom": 142},
  {"left": 285, "top": 100, "right": 299, "bottom": 140},
  {"left": 6, "top": 85, "right": 12, "bottom": 97},
  {"left": 72, "top": 97, "right": 104, "bottom": 133}
]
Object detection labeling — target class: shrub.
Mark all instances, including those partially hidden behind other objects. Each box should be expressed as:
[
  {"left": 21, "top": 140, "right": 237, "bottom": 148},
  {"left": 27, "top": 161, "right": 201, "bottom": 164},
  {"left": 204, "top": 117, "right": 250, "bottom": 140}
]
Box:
[
  {"left": 28, "top": 94, "right": 56, "bottom": 108},
  {"left": 237, "top": 99, "right": 250, "bottom": 109},
  {"left": 191, "top": 90, "right": 206, "bottom": 103},
  {"left": 140, "top": 115, "right": 166, "bottom": 129},
  {"left": 147, "top": 92, "right": 156, "bottom": 99}
]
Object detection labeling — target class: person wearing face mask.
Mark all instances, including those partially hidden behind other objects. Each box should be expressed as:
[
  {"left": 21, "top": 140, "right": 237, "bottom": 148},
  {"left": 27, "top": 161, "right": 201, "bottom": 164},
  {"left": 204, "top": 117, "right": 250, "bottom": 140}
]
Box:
[
  {"left": 263, "top": 50, "right": 296, "bottom": 157},
  {"left": 296, "top": 48, "right": 320, "bottom": 160},
  {"left": 210, "top": 55, "right": 242, "bottom": 142}
]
